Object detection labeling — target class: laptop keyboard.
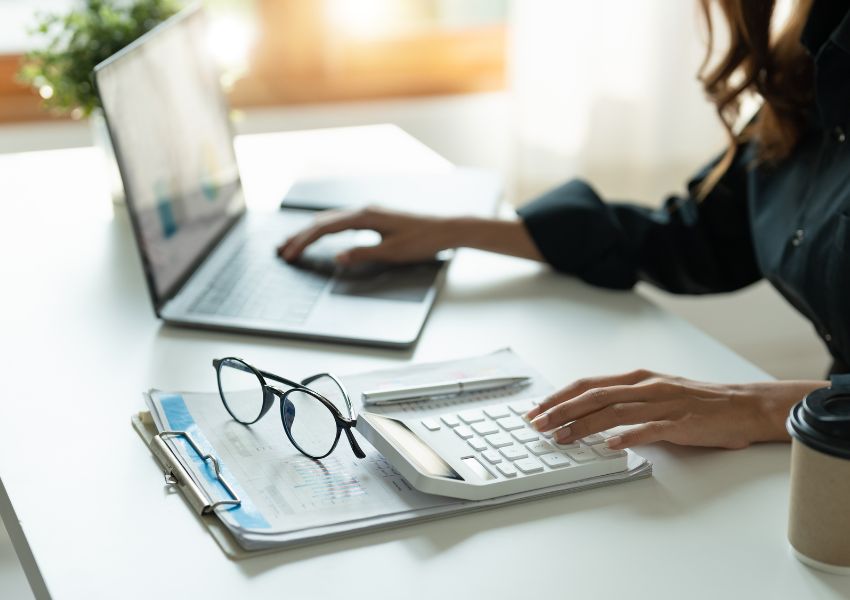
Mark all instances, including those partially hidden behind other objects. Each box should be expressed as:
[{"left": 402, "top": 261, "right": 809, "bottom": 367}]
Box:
[{"left": 189, "top": 240, "right": 330, "bottom": 325}]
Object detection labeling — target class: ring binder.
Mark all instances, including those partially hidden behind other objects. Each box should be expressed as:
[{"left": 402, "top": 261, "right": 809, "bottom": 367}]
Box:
[{"left": 150, "top": 430, "right": 241, "bottom": 515}]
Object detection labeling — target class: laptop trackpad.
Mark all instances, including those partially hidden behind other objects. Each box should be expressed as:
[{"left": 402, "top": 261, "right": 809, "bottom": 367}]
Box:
[
  {"left": 330, "top": 261, "right": 442, "bottom": 303},
  {"left": 293, "top": 231, "right": 441, "bottom": 303},
  {"left": 295, "top": 253, "right": 441, "bottom": 303}
]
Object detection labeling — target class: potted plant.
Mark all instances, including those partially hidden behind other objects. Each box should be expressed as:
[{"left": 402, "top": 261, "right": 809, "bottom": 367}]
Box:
[{"left": 18, "top": 0, "right": 181, "bottom": 202}]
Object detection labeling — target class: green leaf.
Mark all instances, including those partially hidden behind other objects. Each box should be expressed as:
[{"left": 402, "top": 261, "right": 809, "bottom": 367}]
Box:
[{"left": 16, "top": 0, "right": 181, "bottom": 115}]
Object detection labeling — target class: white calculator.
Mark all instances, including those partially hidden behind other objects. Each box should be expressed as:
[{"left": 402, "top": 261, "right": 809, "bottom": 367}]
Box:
[{"left": 356, "top": 398, "right": 629, "bottom": 500}]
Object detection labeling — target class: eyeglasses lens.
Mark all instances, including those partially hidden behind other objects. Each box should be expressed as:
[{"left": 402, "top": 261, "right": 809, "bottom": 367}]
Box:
[
  {"left": 283, "top": 389, "right": 339, "bottom": 458},
  {"left": 307, "top": 374, "right": 353, "bottom": 419},
  {"left": 218, "top": 358, "right": 265, "bottom": 424}
]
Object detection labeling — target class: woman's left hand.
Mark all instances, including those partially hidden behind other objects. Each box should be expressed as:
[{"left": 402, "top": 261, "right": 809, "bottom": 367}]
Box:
[{"left": 526, "top": 370, "right": 827, "bottom": 450}]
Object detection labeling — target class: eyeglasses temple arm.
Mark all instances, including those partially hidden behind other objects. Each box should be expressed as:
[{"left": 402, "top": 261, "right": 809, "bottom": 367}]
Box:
[{"left": 343, "top": 424, "right": 367, "bottom": 459}]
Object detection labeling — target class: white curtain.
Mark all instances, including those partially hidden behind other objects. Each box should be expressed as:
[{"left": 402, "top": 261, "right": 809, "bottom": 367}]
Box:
[{"left": 509, "top": 0, "right": 727, "bottom": 206}]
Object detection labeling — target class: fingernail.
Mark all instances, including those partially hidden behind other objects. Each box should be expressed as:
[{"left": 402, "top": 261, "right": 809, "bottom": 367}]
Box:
[
  {"left": 606, "top": 435, "right": 622, "bottom": 449},
  {"left": 530, "top": 413, "right": 549, "bottom": 431},
  {"left": 553, "top": 426, "right": 572, "bottom": 442}
]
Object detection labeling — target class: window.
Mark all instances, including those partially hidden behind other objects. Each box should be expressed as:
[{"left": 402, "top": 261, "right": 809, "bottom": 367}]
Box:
[
  {"left": 231, "top": 0, "right": 508, "bottom": 106},
  {"left": 0, "top": 0, "right": 75, "bottom": 122},
  {"left": 0, "top": 0, "right": 508, "bottom": 123}
]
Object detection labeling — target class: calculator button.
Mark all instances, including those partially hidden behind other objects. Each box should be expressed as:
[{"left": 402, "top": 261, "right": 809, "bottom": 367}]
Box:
[
  {"left": 458, "top": 409, "right": 485, "bottom": 424},
  {"left": 565, "top": 447, "right": 597, "bottom": 463},
  {"left": 482, "top": 450, "right": 502, "bottom": 464},
  {"left": 484, "top": 405, "right": 511, "bottom": 419},
  {"left": 500, "top": 445, "right": 529, "bottom": 461},
  {"left": 527, "top": 440, "right": 556, "bottom": 455},
  {"left": 467, "top": 437, "right": 488, "bottom": 452},
  {"left": 553, "top": 439, "right": 580, "bottom": 450},
  {"left": 454, "top": 426, "right": 474, "bottom": 440},
  {"left": 472, "top": 421, "right": 500, "bottom": 436},
  {"left": 485, "top": 433, "right": 513, "bottom": 448},
  {"left": 540, "top": 453, "right": 572, "bottom": 468},
  {"left": 496, "top": 416, "right": 525, "bottom": 431},
  {"left": 421, "top": 418, "right": 441, "bottom": 431},
  {"left": 496, "top": 463, "right": 518, "bottom": 477},
  {"left": 591, "top": 444, "right": 627, "bottom": 459},
  {"left": 581, "top": 433, "right": 605, "bottom": 445},
  {"left": 512, "top": 429, "right": 539, "bottom": 444},
  {"left": 441, "top": 414, "right": 460, "bottom": 428},
  {"left": 508, "top": 400, "right": 536, "bottom": 415},
  {"left": 515, "top": 457, "right": 544, "bottom": 474},
  {"left": 461, "top": 456, "right": 495, "bottom": 481}
]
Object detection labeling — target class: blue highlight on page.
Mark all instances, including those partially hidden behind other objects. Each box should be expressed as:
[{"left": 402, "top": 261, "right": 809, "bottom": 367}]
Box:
[{"left": 159, "top": 394, "right": 270, "bottom": 530}]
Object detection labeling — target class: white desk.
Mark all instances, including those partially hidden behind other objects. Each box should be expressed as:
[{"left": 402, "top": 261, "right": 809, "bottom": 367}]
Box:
[{"left": 1, "top": 126, "right": 848, "bottom": 600}]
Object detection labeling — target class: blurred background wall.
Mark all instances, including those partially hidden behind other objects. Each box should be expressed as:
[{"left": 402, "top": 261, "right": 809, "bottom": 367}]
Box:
[{"left": 0, "top": 0, "right": 831, "bottom": 381}]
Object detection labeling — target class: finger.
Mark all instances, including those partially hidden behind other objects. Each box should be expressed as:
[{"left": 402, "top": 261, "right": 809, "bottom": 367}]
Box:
[
  {"left": 605, "top": 421, "right": 673, "bottom": 450},
  {"left": 526, "top": 369, "right": 658, "bottom": 419},
  {"left": 531, "top": 384, "right": 646, "bottom": 431},
  {"left": 279, "top": 211, "right": 373, "bottom": 262},
  {"left": 531, "top": 379, "right": 683, "bottom": 432},
  {"left": 279, "top": 219, "right": 354, "bottom": 262},
  {"left": 277, "top": 210, "right": 347, "bottom": 256},
  {"left": 336, "top": 244, "right": 395, "bottom": 266},
  {"left": 276, "top": 237, "right": 294, "bottom": 257},
  {"left": 549, "top": 401, "right": 668, "bottom": 444}
]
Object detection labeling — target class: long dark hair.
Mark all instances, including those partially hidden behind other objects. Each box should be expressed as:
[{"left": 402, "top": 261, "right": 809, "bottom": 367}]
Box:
[{"left": 698, "top": 0, "right": 814, "bottom": 197}]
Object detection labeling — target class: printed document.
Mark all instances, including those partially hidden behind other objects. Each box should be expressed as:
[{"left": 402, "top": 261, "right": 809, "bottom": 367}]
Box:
[{"left": 144, "top": 349, "right": 651, "bottom": 550}]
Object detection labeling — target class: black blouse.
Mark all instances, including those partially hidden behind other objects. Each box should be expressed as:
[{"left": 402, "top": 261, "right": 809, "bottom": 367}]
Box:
[{"left": 518, "top": 0, "right": 850, "bottom": 374}]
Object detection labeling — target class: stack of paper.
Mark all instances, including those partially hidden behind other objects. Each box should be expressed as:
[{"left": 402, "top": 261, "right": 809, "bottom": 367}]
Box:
[{"left": 140, "top": 349, "right": 652, "bottom": 553}]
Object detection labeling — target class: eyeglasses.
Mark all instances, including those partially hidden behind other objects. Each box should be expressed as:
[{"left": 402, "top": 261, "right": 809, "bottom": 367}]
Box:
[{"left": 212, "top": 357, "right": 365, "bottom": 460}]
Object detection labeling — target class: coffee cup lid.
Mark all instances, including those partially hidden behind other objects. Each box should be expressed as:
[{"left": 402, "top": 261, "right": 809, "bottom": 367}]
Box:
[{"left": 787, "top": 386, "right": 850, "bottom": 460}]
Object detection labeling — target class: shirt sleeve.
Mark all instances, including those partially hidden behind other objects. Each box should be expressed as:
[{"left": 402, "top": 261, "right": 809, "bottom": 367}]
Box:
[{"left": 516, "top": 149, "right": 762, "bottom": 294}]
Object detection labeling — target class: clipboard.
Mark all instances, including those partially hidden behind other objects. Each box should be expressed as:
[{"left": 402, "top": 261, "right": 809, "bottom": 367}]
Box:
[
  {"left": 131, "top": 350, "right": 653, "bottom": 559},
  {"left": 132, "top": 411, "right": 652, "bottom": 560},
  {"left": 133, "top": 411, "right": 260, "bottom": 559},
  {"left": 133, "top": 411, "right": 393, "bottom": 559}
]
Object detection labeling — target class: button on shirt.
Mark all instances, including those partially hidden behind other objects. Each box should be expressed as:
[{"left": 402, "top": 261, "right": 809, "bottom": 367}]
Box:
[{"left": 518, "top": 1, "right": 850, "bottom": 373}]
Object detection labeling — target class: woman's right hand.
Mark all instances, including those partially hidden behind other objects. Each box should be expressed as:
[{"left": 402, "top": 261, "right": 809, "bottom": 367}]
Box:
[
  {"left": 277, "top": 207, "right": 457, "bottom": 266},
  {"left": 277, "top": 206, "right": 544, "bottom": 266}
]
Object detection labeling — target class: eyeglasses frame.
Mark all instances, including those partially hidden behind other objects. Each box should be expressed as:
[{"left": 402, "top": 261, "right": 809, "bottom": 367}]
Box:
[{"left": 212, "top": 357, "right": 366, "bottom": 460}]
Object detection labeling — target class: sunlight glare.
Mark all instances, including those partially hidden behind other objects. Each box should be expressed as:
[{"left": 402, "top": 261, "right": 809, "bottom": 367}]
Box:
[
  {"left": 327, "top": 0, "right": 395, "bottom": 37},
  {"left": 206, "top": 15, "right": 256, "bottom": 72}
]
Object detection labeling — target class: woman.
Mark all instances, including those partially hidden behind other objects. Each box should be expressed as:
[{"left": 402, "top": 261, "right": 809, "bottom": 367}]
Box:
[{"left": 278, "top": 0, "right": 849, "bottom": 451}]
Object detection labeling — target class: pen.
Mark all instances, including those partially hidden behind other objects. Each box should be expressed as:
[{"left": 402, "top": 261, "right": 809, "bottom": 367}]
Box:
[{"left": 361, "top": 376, "right": 531, "bottom": 405}]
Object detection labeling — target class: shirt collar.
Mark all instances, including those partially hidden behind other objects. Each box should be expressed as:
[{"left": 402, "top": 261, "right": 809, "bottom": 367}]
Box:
[
  {"left": 832, "top": 5, "right": 850, "bottom": 52},
  {"left": 801, "top": 0, "right": 850, "bottom": 56}
]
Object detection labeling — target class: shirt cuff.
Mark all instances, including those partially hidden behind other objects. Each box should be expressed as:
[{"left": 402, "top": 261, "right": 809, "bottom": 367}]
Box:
[{"left": 517, "top": 179, "right": 637, "bottom": 289}]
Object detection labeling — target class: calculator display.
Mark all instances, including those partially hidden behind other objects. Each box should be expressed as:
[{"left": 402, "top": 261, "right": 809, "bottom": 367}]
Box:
[{"left": 366, "top": 414, "right": 463, "bottom": 480}]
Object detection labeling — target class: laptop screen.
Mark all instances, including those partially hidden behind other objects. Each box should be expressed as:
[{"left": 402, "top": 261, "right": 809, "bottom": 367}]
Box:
[{"left": 95, "top": 7, "right": 244, "bottom": 306}]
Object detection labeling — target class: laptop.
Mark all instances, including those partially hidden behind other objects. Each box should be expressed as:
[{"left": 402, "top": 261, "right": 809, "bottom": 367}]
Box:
[{"left": 94, "top": 6, "right": 492, "bottom": 348}]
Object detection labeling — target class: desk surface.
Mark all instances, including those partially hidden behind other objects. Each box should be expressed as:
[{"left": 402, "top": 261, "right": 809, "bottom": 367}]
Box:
[{"left": 1, "top": 126, "right": 848, "bottom": 600}]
